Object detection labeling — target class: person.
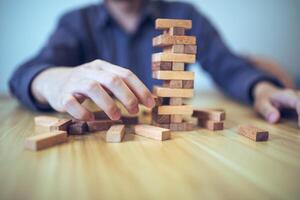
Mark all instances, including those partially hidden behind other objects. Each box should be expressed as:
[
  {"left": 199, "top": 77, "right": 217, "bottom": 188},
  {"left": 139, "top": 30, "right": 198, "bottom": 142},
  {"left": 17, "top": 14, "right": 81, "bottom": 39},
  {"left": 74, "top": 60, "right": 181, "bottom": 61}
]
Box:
[{"left": 9, "top": 0, "right": 300, "bottom": 127}]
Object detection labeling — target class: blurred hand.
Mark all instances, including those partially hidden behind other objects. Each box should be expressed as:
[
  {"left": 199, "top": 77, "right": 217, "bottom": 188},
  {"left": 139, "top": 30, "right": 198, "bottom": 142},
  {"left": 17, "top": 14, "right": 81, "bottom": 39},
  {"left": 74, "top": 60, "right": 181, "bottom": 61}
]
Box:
[
  {"left": 31, "top": 59, "right": 155, "bottom": 120},
  {"left": 253, "top": 81, "right": 300, "bottom": 127}
]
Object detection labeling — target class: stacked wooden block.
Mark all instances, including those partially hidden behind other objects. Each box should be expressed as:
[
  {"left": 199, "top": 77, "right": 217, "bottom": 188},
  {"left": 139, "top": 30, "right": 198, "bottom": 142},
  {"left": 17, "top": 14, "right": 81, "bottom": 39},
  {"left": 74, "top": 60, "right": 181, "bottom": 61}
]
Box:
[
  {"left": 151, "top": 19, "right": 196, "bottom": 131},
  {"left": 192, "top": 109, "right": 225, "bottom": 131}
]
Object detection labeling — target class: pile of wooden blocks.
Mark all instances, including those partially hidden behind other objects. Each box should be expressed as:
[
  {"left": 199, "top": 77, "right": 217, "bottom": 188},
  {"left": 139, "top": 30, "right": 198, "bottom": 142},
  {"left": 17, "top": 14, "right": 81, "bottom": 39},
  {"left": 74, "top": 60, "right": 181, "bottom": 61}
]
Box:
[
  {"left": 25, "top": 111, "right": 171, "bottom": 151},
  {"left": 192, "top": 108, "right": 226, "bottom": 131},
  {"left": 151, "top": 18, "right": 196, "bottom": 131}
]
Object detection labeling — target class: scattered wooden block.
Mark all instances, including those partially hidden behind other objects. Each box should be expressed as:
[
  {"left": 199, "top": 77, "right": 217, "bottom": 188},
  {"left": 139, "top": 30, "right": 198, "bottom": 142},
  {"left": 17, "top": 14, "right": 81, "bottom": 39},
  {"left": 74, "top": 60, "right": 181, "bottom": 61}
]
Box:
[
  {"left": 24, "top": 131, "right": 67, "bottom": 151},
  {"left": 168, "top": 27, "right": 185, "bottom": 36},
  {"left": 164, "top": 45, "right": 185, "bottom": 53},
  {"left": 169, "top": 97, "right": 182, "bottom": 105},
  {"left": 198, "top": 119, "right": 224, "bottom": 131},
  {"left": 153, "top": 35, "right": 196, "bottom": 47},
  {"left": 163, "top": 80, "right": 183, "bottom": 88},
  {"left": 134, "top": 124, "right": 171, "bottom": 141},
  {"left": 86, "top": 120, "right": 122, "bottom": 132},
  {"left": 172, "top": 62, "right": 185, "bottom": 71},
  {"left": 93, "top": 111, "right": 110, "bottom": 120},
  {"left": 158, "top": 105, "right": 193, "bottom": 115},
  {"left": 106, "top": 125, "right": 125, "bottom": 143},
  {"left": 155, "top": 19, "right": 192, "bottom": 30},
  {"left": 121, "top": 115, "right": 139, "bottom": 125},
  {"left": 68, "top": 121, "right": 88, "bottom": 135},
  {"left": 193, "top": 109, "right": 225, "bottom": 121},
  {"left": 171, "top": 115, "right": 183, "bottom": 123},
  {"left": 152, "top": 70, "right": 194, "bottom": 80},
  {"left": 152, "top": 52, "right": 195, "bottom": 63},
  {"left": 184, "top": 45, "right": 197, "bottom": 54},
  {"left": 152, "top": 61, "right": 172, "bottom": 71},
  {"left": 238, "top": 125, "right": 269, "bottom": 142},
  {"left": 153, "top": 86, "right": 193, "bottom": 98},
  {"left": 182, "top": 80, "right": 194, "bottom": 89},
  {"left": 50, "top": 119, "right": 72, "bottom": 132}
]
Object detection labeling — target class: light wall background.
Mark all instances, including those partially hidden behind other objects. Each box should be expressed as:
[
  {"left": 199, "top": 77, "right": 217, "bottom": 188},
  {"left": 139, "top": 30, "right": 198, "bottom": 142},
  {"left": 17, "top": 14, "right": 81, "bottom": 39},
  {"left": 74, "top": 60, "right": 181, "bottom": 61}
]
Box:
[{"left": 0, "top": 0, "right": 299, "bottom": 94}]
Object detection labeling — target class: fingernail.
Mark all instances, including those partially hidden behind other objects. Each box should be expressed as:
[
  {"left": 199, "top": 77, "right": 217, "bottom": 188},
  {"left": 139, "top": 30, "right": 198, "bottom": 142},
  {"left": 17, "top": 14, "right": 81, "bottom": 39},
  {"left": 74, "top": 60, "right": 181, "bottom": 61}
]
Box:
[
  {"left": 112, "top": 109, "right": 121, "bottom": 120},
  {"left": 146, "top": 96, "right": 155, "bottom": 108},
  {"left": 268, "top": 113, "right": 278, "bottom": 123}
]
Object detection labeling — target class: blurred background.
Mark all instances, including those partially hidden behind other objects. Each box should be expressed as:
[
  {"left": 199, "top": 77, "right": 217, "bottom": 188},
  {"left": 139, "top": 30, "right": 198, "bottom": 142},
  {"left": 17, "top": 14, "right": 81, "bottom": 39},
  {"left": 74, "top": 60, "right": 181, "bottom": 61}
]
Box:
[{"left": 0, "top": 0, "right": 299, "bottom": 95}]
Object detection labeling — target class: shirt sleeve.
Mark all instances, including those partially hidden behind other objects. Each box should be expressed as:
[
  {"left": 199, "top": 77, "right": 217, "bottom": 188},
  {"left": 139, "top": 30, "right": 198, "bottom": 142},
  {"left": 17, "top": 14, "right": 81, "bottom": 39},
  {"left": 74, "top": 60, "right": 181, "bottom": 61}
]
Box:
[
  {"left": 9, "top": 11, "right": 83, "bottom": 111},
  {"left": 190, "top": 6, "right": 283, "bottom": 104}
]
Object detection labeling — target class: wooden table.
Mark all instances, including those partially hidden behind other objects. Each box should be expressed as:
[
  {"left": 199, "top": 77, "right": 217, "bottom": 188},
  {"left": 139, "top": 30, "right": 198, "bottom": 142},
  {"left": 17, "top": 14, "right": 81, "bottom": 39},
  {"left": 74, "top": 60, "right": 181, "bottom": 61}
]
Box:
[{"left": 0, "top": 91, "right": 299, "bottom": 200}]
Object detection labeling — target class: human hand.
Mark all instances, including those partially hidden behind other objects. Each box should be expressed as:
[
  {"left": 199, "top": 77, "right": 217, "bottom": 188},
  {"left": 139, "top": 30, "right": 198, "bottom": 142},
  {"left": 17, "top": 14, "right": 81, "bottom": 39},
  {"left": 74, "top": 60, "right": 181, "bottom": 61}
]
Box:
[
  {"left": 31, "top": 59, "right": 155, "bottom": 120},
  {"left": 253, "top": 81, "right": 300, "bottom": 127}
]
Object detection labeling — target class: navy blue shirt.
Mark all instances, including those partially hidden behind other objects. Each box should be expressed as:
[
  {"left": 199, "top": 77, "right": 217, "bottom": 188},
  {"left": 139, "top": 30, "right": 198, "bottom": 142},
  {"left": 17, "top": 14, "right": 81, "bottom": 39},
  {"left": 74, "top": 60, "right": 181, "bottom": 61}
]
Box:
[{"left": 9, "top": 1, "right": 281, "bottom": 111}]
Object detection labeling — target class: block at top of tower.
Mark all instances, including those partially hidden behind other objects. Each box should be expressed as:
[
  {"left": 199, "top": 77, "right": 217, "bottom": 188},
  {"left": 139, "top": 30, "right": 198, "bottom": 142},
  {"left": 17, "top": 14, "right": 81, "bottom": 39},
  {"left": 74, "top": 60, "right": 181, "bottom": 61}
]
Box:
[{"left": 155, "top": 19, "right": 192, "bottom": 30}]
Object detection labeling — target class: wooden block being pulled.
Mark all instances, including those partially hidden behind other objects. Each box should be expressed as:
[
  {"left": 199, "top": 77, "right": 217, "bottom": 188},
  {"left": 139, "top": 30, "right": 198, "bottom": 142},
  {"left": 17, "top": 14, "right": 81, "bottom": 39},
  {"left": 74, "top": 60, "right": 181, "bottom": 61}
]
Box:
[
  {"left": 134, "top": 124, "right": 171, "bottom": 141},
  {"left": 163, "top": 80, "right": 182, "bottom": 88},
  {"left": 198, "top": 119, "right": 224, "bottom": 131},
  {"left": 50, "top": 119, "right": 72, "bottom": 132},
  {"left": 153, "top": 86, "right": 193, "bottom": 98},
  {"left": 106, "top": 125, "right": 125, "bottom": 143},
  {"left": 168, "top": 27, "right": 185, "bottom": 36},
  {"left": 193, "top": 109, "right": 225, "bottom": 121},
  {"left": 87, "top": 120, "right": 122, "bottom": 132},
  {"left": 184, "top": 45, "right": 197, "bottom": 54},
  {"left": 153, "top": 35, "right": 196, "bottom": 47},
  {"left": 24, "top": 131, "right": 67, "bottom": 151},
  {"left": 68, "top": 121, "right": 88, "bottom": 135},
  {"left": 158, "top": 105, "right": 193, "bottom": 115},
  {"left": 152, "top": 70, "right": 194, "bottom": 80},
  {"left": 182, "top": 80, "right": 194, "bottom": 89},
  {"left": 121, "top": 115, "right": 139, "bottom": 125},
  {"left": 172, "top": 62, "right": 185, "bottom": 71},
  {"left": 155, "top": 19, "right": 192, "bottom": 30},
  {"left": 152, "top": 61, "right": 172, "bottom": 71},
  {"left": 152, "top": 52, "right": 195, "bottom": 63},
  {"left": 238, "top": 125, "right": 269, "bottom": 142}
]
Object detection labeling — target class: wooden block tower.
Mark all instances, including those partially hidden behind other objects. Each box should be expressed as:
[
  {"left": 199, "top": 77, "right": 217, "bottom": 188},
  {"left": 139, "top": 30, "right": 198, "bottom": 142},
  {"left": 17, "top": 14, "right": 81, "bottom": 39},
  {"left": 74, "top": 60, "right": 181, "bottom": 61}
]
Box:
[{"left": 151, "top": 18, "right": 196, "bottom": 131}]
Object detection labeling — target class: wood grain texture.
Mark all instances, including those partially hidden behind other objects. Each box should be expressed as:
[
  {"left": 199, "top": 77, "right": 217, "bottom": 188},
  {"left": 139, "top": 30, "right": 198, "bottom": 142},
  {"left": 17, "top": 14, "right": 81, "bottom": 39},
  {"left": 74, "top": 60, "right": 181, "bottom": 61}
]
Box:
[
  {"left": 193, "top": 109, "right": 225, "bottom": 122},
  {"left": 152, "top": 70, "right": 194, "bottom": 80},
  {"left": 155, "top": 18, "right": 192, "bottom": 29},
  {"left": 134, "top": 124, "right": 171, "bottom": 141},
  {"left": 106, "top": 124, "right": 125, "bottom": 143},
  {"left": 153, "top": 35, "right": 196, "bottom": 47},
  {"left": 153, "top": 86, "right": 194, "bottom": 98},
  {"left": 172, "top": 62, "right": 185, "bottom": 71},
  {"left": 238, "top": 125, "right": 269, "bottom": 141},
  {"left": 1, "top": 92, "right": 300, "bottom": 200},
  {"left": 163, "top": 80, "right": 183, "bottom": 88},
  {"left": 198, "top": 119, "right": 224, "bottom": 131},
  {"left": 168, "top": 27, "right": 185, "bottom": 36},
  {"left": 152, "top": 52, "right": 196, "bottom": 63},
  {"left": 158, "top": 105, "right": 193, "bottom": 115},
  {"left": 152, "top": 61, "right": 172, "bottom": 71}
]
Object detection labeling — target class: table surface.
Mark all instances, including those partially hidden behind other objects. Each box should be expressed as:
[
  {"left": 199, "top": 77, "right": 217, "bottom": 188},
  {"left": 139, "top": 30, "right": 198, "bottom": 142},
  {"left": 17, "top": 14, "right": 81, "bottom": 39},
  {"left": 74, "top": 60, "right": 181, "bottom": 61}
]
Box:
[{"left": 0, "top": 91, "right": 299, "bottom": 200}]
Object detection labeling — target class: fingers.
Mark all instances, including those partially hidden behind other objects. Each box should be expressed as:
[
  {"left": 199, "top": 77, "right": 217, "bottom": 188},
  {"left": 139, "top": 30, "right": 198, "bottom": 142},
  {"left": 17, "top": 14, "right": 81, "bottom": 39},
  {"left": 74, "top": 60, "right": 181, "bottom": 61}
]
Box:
[
  {"left": 89, "top": 60, "right": 155, "bottom": 108},
  {"left": 61, "top": 95, "right": 94, "bottom": 120},
  {"left": 73, "top": 80, "right": 121, "bottom": 120},
  {"left": 255, "top": 99, "right": 280, "bottom": 124}
]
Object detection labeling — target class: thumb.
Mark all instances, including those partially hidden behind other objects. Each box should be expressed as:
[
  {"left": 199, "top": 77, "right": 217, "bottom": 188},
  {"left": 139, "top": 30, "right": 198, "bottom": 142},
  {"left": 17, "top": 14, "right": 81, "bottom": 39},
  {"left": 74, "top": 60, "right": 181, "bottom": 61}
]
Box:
[{"left": 255, "top": 99, "right": 281, "bottom": 123}]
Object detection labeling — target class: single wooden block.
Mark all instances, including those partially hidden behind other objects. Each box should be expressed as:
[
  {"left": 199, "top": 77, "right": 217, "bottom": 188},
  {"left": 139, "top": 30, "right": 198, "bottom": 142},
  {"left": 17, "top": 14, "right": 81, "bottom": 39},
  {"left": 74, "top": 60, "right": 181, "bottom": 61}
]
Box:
[
  {"left": 158, "top": 105, "right": 193, "bottom": 115},
  {"left": 184, "top": 45, "right": 197, "bottom": 54},
  {"left": 172, "top": 62, "right": 185, "bottom": 71},
  {"left": 24, "top": 131, "right": 67, "bottom": 151},
  {"left": 198, "top": 119, "right": 224, "bottom": 131},
  {"left": 50, "top": 119, "right": 72, "bottom": 132},
  {"left": 182, "top": 80, "right": 194, "bottom": 89},
  {"left": 155, "top": 19, "right": 192, "bottom": 30},
  {"left": 106, "top": 125, "right": 125, "bottom": 143},
  {"left": 152, "top": 61, "right": 172, "bottom": 71},
  {"left": 164, "top": 45, "right": 185, "bottom": 53},
  {"left": 93, "top": 111, "right": 110, "bottom": 120},
  {"left": 121, "top": 115, "right": 139, "bottom": 125},
  {"left": 68, "top": 121, "right": 88, "bottom": 135},
  {"left": 171, "top": 115, "right": 183, "bottom": 123},
  {"left": 163, "top": 80, "right": 183, "bottom": 88},
  {"left": 134, "top": 124, "right": 171, "bottom": 141},
  {"left": 238, "top": 125, "right": 269, "bottom": 142},
  {"left": 169, "top": 97, "right": 182, "bottom": 105},
  {"left": 153, "top": 86, "right": 193, "bottom": 98},
  {"left": 193, "top": 109, "right": 225, "bottom": 122},
  {"left": 168, "top": 27, "right": 185, "bottom": 36},
  {"left": 152, "top": 107, "right": 171, "bottom": 124},
  {"left": 87, "top": 120, "right": 122, "bottom": 132},
  {"left": 152, "top": 71, "right": 194, "bottom": 80},
  {"left": 152, "top": 52, "right": 195, "bottom": 63},
  {"left": 153, "top": 35, "right": 196, "bottom": 47}
]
